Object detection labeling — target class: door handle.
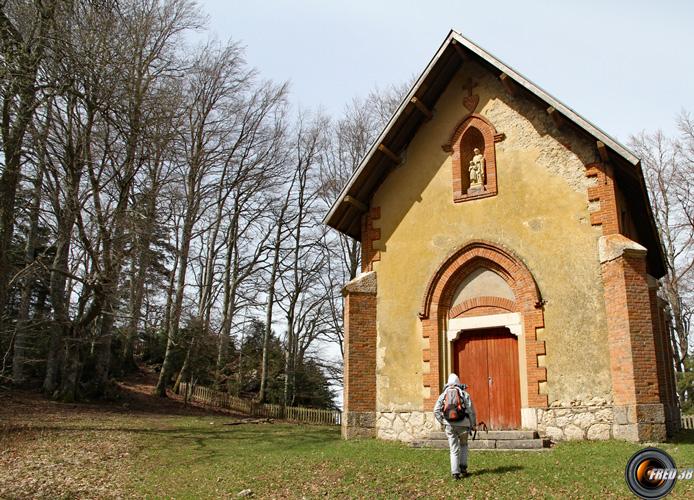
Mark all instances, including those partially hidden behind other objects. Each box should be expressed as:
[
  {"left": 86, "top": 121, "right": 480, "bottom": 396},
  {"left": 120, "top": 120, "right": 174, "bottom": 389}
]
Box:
[{"left": 488, "top": 376, "right": 493, "bottom": 385}]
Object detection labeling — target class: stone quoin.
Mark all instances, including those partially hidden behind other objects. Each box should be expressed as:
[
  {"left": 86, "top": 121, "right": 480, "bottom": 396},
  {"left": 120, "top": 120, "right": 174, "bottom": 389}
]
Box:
[{"left": 323, "top": 30, "right": 679, "bottom": 443}]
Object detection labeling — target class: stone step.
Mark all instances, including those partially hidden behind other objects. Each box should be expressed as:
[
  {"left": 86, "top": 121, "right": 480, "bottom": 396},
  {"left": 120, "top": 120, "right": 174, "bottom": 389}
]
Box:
[
  {"left": 495, "top": 438, "right": 545, "bottom": 449},
  {"left": 427, "top": 430, "right": 539, "bottom": 441},
  {"left": 411, "top": 438, "right": 547, "bottom": 450}
]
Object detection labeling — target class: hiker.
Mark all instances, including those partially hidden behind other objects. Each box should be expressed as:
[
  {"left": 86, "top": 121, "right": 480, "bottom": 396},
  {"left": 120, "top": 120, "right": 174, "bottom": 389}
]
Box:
[{"left": 434, "top": 373, "right": 477, "bottom": 480}]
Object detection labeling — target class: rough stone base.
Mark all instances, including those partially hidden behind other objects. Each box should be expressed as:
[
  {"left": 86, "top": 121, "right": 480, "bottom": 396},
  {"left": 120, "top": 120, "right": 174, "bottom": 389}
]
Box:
[
  {"left": 376, "top": 411, "right": 439, "bottom": 442},
  {"left": 612, "top": 403, "right": 666, "bottom": 442},
  {"left": 374, "top": 399, "right": 669, "bottom": 443},
  {"left": 536, "top": 398, "right": 614, "bottom": 441},
  {"left": 342, "top": 411, "right": 376, "bottom": 439}
]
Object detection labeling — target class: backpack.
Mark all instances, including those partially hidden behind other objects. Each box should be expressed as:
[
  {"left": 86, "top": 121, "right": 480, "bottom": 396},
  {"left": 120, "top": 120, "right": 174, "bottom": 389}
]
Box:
[{"left": 443, "top": 386, "right": 468, "bottom": 422}]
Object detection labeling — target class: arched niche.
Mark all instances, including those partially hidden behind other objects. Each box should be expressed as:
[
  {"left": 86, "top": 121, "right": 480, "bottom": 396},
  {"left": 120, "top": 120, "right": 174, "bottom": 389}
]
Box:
[{"left": 442, "top": 114, "right": 503, "bottom": 202}]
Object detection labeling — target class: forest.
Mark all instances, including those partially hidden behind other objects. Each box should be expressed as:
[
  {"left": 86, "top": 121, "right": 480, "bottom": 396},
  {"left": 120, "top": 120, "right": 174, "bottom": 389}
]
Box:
[
  {"left": 0, "top": 0, "right": 408, "bottom": 408},
  {"left": 0, "top": 0, "right": 691, "bottom": 412}
]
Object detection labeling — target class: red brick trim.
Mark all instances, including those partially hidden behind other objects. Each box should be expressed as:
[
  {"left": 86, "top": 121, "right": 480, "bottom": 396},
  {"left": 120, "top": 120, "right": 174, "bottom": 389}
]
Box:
[
  {"left": 656, "top": 296, "right": 681, "bottom": 434},
  {"left": 449, "top": 296, "right": 517, "bottom": 318},
  {"left": 343, "top": 293, "right": 377, "bottom": 412},
  {"left": 586, "top": 162, "right": 620, "bottom": 235},
  {"left": 443, "top": 114, "right": 499, "bottom": 150},
  {"left": 360, "top": 207, "right": 381, "bottom": 272},
  {"left": 602, "top": 251, "right": 660, "bottom": 407},
  {"left": 442, "top": 114, "right": 501, "bottom": 203},
  {"left": 419, "top": 240, "right": 547, "bottom": 409},
  {"left": 649, "top": 287, "right": 677, "bottom": 418}
]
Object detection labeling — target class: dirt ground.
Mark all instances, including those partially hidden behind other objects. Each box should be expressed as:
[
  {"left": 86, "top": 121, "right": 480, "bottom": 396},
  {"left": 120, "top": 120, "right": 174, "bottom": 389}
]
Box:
[{"left": 0, "top": 368, "right": 245, "bottom": 499}]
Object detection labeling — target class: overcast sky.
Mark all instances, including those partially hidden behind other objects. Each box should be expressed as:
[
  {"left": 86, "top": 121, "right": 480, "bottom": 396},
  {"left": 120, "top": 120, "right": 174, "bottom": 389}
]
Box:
[
  {"left": 198, "top": 0, "right": 694, "bottom": 144},
  {"left": 193, "top": 1, "right": 692, "bottom": 404}
]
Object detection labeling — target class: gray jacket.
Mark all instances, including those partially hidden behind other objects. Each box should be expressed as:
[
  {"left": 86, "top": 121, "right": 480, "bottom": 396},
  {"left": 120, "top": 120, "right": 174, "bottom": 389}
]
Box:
[{"left": 434, "top": 384, "right": 477, "bottom": 428}]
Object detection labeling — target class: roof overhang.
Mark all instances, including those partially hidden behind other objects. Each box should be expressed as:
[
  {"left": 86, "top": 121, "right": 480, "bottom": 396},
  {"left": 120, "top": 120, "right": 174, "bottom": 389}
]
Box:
[{"left": 323, "top": 30, "right": 666, "bottom": 277}]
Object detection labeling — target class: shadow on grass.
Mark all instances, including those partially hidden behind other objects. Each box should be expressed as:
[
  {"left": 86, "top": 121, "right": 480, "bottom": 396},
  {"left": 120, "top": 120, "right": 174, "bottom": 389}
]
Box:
[
  {"left": 668, "top": 430, "right": 694, "bottom": 444},
  {"left": 2, "top": 423, "right": 338, "bottom": 437},
  {"left": 3, "top": 422, "right": 342, "bottom": 467},
  {"left": 2, "top": 423, "right": 340, "bottom": 448},
  {"left": 471, "top": 465, "right": 524, "bottom": 476}
]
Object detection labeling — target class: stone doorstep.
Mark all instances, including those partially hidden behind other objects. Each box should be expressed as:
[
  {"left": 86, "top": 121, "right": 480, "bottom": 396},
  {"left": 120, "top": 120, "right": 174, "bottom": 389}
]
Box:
[
  {"left": 427, "top": 430, "right": 539, "bottom": 440},
  {"left": 409, "top": 430, "right": 548, "bottom": 451},
  {"left": 410, "top": 438, "right": 548, "bottom": 451},
  {"left": 495, "top": 439, "right": 545, "bottom": 449}
]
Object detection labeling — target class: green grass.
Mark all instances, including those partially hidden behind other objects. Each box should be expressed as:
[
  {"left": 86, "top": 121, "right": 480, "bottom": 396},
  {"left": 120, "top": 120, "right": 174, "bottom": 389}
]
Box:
[
  {"left": 4, "top": 408, "right": 694, "bottom": 499},
  {"left": 128, "top": 417, "right": 694, "bottom": 499}
]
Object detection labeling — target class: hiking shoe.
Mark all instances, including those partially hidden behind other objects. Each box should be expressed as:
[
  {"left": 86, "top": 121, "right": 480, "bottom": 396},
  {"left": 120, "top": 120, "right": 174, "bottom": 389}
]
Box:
[
  {"left": 452, "top": 473, "right": 462, "bottom": 480},
  {"left": 461, "top": 468, "right": 470, "bottom": 478}
]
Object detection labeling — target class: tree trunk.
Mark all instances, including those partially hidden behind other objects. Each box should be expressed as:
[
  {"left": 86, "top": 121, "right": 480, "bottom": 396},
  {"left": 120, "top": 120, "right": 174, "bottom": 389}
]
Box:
[
  {"left": 12, "top": 162, "right": 44, "bottom": 384},
  {"left": 173, "top": 336, "right": 195, "bottom": 394},
  {"left": 90, "top": 294, "right": 116, "bottom": 396},
  {"left": 258, "top": 232, "right": 281, "bottom": 403},
  {"left": 155, "top": 216, "right": 194, "bottom": 397},
  {"left": 57, "top": 290, "right": 103, "bottom": 401},
  {"left": 214, "top": 261, "right": 236, "bottom": 390},
  {"left": 43, "top": 204, "right": 76, "bottom": 394},
  {"left": 214, "top": 209, "right": 241, "bottom": 389},
  {"left": 123, "top": 222, "right": 154, "bottom": 370},
  {"left": 0, "top": 1, "right": 56, "bottom": 317}
]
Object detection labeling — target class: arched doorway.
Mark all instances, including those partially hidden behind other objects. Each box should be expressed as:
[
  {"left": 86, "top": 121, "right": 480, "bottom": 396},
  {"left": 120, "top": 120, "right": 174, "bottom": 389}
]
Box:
[
  {"left": 419, "top": 241, "right": 548, "bottom": 430},
  {"left": 453, "top": 327, "right": 521, "bottom": 429}
]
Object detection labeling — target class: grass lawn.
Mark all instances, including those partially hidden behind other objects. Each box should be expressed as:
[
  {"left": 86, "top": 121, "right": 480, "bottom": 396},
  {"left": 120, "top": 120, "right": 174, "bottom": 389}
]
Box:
[
  {"left": 3, "top": 389, "right": 694, "bottom": 498},
  {"left": 128, "top": 422, "right": 694, "bottom": 499}
]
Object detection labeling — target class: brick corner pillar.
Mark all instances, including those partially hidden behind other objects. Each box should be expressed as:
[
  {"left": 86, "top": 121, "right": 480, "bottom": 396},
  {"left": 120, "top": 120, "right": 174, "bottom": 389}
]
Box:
[
  {"left": 342, "top": 271, "right": 377, "bottom": 439},
  {"left": 599, "top": 234, "right": 666, "bottom": 442},
  {"left": 649, "top": 284, "right": 682, "bottom": 436}
]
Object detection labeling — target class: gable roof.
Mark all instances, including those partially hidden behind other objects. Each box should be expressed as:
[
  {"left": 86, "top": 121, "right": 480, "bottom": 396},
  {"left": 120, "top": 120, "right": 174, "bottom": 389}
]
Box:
[{"left": 323, "top": 30, "right": 666, "bottom": 277}]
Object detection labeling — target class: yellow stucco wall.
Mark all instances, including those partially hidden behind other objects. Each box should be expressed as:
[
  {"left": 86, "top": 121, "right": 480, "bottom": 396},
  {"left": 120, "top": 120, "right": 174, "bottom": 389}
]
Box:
[{"left": 371, "top": 61, "right": 612, "bottom": 411}]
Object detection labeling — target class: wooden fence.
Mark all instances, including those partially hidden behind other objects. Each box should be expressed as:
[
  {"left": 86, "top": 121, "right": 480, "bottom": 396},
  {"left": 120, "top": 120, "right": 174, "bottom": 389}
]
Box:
[
  {"left": 179, "top": 383, "right": 341, "bottom": 426},
  {"left": 682, "top": 415, "right": 694, "bottom": 430}
]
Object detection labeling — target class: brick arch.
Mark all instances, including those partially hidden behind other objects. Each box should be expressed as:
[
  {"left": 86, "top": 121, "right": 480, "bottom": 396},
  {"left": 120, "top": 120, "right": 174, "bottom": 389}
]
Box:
[
  {"left": 443, "top": 113, "right": 499, "bottom": 150},
  {"left": 419, "top": 240, "right": 548, "bottom": 409},
  {"left": 442, "top": 114, "right": 503, "bottom": 202},
  {"left": 449, "top": 296, "right": 517, "bottom": 318}
]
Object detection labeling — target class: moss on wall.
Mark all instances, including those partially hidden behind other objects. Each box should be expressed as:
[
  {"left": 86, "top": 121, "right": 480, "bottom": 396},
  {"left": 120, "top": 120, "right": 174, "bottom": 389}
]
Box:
[{"left": 372, "top": 61, "right": 612, "bottom": 411}]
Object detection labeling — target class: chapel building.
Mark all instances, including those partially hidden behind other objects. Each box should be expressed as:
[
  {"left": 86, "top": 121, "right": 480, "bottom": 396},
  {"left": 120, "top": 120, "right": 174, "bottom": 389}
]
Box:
[{"left": 324, "top": 31, "right": 680, "bottom": 442}]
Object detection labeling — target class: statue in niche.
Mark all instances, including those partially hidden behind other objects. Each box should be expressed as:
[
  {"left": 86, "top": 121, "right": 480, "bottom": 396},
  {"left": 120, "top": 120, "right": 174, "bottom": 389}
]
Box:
[{"left": 468, "top": 147, "right": 485, "bottom": 189}]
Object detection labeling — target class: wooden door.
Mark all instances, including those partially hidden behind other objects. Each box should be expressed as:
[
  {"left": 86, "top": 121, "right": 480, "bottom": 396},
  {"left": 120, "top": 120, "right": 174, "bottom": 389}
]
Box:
[{"left": 453, "top": 327, "right": 521, "bottom": 429}]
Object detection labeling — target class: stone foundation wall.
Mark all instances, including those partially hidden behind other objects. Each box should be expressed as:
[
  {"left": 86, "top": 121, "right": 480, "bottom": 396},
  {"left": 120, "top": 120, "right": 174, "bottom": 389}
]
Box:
[
  {"left": 342, "top": 411, "right": 377, "bottom": 439},
  {"left": 537, "top": 398, "right": 614, "bottom": 441},
  {"left": 376, "top": 397, "right": 670, "bottom": 443},
  {"left": 612, "top": 403, "right": 667, "bottom": 442},
  {"left": 376, "top": 411, "right": 440, "bottom": 442}
]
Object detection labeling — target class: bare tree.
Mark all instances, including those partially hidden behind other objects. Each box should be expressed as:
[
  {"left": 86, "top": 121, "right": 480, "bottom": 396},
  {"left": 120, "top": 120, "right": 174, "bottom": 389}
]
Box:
[
  {"left": 155, "top": 41, "right": 252, "bottom": 396},
  {"left": 277, "top": 113, "right": 328, "bottom": 407},
  {"left": 85, "top": 0, "right": 200, "bottom": 396},
  {"left": 630, "top": 112, "right": 694, "bottom": 371},
  {"left": 31, "top": 0, "right": 199, "bottom": 398},
  {"left": 257, "top": 163, "right": 296, "bottom": 402},
  {"left": 2, "top": 0, "right": 399, "bottom": 412},
  {"left": 317, "top": 84, "right": 409, "bottom": 355},
  {"left": 0, "top": 0, "right": 58, "bottom": 326},
  {"left": 11, "top": 107, "right": 50, "bottom": 384}
]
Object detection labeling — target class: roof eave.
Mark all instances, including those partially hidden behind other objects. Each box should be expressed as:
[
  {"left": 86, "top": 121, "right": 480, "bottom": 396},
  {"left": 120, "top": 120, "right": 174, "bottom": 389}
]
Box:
[
  {"left": 324, "top": 30, "right": 646, "bottom": 241},
  {"left": 323, "top": 30, "right": 461, "bottom": 232}
]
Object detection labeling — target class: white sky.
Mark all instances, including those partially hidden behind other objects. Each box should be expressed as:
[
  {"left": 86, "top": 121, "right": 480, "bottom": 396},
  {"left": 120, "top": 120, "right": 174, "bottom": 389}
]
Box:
[{"left": 200, "top": 0, "right": 694, "bottom": 142}]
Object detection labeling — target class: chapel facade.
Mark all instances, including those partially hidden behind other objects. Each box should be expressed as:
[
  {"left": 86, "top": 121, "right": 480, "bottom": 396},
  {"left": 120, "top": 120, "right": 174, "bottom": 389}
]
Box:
[{"left": 324, "top": 31, "right": 680, "bottom": 442}]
